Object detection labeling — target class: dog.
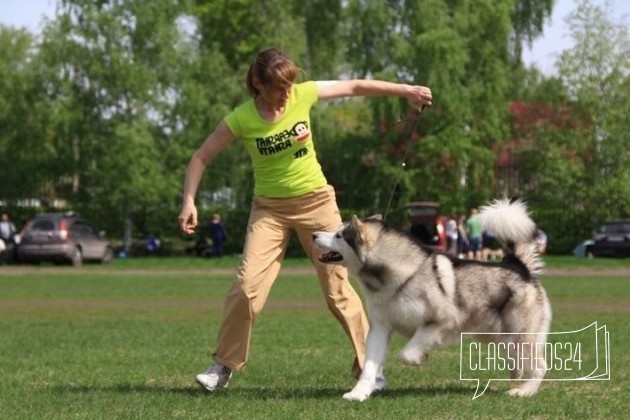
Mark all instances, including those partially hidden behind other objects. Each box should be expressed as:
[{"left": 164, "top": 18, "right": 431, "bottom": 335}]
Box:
[{"left": 313, "top": 198, "right": 552, "bottom": 401}]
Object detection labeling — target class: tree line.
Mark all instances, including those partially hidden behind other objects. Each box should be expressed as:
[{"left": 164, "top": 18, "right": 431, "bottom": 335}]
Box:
[{"left": 0, "top": 0, "right": 628, "bottom": 254}]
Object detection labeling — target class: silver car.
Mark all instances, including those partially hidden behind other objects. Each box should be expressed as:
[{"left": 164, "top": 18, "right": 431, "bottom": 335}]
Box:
[{"left": 17, "top": 212, "right": 114, "bottom": 266}]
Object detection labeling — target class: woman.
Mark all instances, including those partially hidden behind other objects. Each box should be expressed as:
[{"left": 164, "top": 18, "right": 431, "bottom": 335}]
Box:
[{"left": 178, "top": 47, "right": 432, "bottom": 392}]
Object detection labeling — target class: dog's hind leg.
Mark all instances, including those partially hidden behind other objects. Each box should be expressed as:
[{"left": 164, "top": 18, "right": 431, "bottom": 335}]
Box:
[
  {"left": 504, "top": 334, "right": 523, "bottom": 380},
  {"left": 505, "top": 289, "right": 551, "bottom": 397},
  {"left": 343, "top": 322, "right": 391, "bottom": 402},
  {"left": 507, "top": 333, "right": 547, "bottom": 397}
]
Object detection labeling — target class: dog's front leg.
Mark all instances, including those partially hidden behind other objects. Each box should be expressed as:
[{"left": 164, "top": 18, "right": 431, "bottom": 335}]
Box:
[
  {"left": 344, "top": 322, "right": 390, "bottom": 402},
  {"left": 398, "top": 326, "right": 441, "bottom": 365}
]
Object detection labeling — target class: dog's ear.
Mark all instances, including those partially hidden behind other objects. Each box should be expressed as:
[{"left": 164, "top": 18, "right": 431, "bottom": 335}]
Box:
[
  {"left": 351, "top": 214, "right": 376, "bottom": 248},
  {"left": 367, "top": 214, "right": 383, "bottom": 221},
  {"left": 351, "top": 215, "right": 363, "bottom": 230},
  {"left": 351, "top": 215, "right": 367, "bottom": 243}
]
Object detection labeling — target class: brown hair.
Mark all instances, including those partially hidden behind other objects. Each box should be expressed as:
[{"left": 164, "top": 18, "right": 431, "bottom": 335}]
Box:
[{"left": 246, "top": 48, "right": 299, "bottom": 97}]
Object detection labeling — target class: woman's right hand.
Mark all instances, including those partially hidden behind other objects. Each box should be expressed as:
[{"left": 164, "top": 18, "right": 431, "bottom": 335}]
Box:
[
  {"left": 177, "top": 121, "right": 236, "bottom": 236},
  {"left": 178, "top": 202, "right": 198, "bottom": 235},
  {"left": 407, "top": 85, "right": 432, "bottom": 110}
]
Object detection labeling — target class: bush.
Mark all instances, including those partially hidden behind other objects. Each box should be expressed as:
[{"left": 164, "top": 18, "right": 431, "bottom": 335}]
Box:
[{"left": 533, "top": 207, "right": 593, "bottom": 255}]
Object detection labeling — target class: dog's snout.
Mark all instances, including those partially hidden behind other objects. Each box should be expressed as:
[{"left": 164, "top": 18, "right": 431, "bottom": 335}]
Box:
[{"left": 312, "top": 233, "right": 318, "bottom": 241}]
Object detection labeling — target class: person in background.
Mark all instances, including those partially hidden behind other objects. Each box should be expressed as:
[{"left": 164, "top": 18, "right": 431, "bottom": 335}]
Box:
[
  {"left": 445, "top": 216, "right": 458, "bottom": 256},
  {"left": 465, "top": 208, "right": 483, "bottom": 261},
  {"left": 0, "top": 213, "right": 17, "bottom": 245},
  {"left": 0, "top": 213, "right": 18, "bottom": 264},
  {"left": 146, "top": 234, "right": 161, "bottom": 253},
  {"left": 456, "top": 214, "right": 469, "bottom": 259},
  {"left": 178, "top": 47, "right": 433, "bottom": 393},
  {"left": 481, "top": 227, "right": 503, "bottom": 261},
  {"left": 209, "top": 213, "right": 228, "bottom": 257}
]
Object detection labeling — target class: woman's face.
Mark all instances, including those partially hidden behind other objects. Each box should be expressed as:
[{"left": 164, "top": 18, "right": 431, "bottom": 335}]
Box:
[{"left": 256, "top": 80, "right": 292, "bottom": 109}]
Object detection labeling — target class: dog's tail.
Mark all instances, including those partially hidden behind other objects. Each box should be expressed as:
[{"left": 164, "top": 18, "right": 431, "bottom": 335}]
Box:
[{"left": 479, "top": 198, "right": 543, "bottom": 278}]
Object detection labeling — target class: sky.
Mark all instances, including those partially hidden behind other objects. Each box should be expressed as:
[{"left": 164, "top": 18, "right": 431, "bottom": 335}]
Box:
[{"left": 0, "top": 0, "right": 628, "bottom": 75}]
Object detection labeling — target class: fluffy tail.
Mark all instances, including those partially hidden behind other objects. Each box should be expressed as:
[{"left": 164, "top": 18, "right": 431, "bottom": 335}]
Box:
[{"left": 478, "top": 198, "right": 543, "bottom": 278}]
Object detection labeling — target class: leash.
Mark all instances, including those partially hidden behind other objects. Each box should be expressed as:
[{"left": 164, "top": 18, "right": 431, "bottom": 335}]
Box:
[{"left": 382, "top": 105, "right": 425, "bottom": 222}]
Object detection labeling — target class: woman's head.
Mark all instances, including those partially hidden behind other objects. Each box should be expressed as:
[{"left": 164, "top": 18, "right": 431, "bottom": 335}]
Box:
[{"left": 246, "top": 48, "right": 299, "bottom": 98}]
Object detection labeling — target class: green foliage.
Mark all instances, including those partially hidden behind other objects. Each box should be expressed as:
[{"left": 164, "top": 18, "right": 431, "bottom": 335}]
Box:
[
  {"left": 194, "top": 0, "right": 306, "bottom": 72},
  {"left": 337, "top": 0, "right": 536, "bottom": 212},
  {"left": 4, "top": 0, "right": 610, "bottom": 256},
  {"left": 510, "top": 0, "right": 555, "bottom": 56},
  {"left": 0, "top": 27, "right": 55, "bottom": 201},
  {"left": 29, "top": 0, "right": 207, "bottom": 240},
  {"left": 506, "top": 0, "right": 630, "bottom": 251},
  {"left": 556, "top": 0, "right": 630, "bottom": 221}
]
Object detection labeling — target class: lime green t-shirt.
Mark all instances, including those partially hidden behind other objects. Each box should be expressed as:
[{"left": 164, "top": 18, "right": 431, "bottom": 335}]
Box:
[{"left": 224, "top": 81, "right": 327, "bottom": 198}]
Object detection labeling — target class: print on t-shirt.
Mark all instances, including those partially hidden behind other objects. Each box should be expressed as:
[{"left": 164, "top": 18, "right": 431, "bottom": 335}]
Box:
[{"left": 255, "top": 120, "right": 310, "bottom": 156}]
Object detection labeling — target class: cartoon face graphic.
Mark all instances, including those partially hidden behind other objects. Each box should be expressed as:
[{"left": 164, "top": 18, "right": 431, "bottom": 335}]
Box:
[{"left": 292, "top": 121, "right": 310, "bottom": 142}]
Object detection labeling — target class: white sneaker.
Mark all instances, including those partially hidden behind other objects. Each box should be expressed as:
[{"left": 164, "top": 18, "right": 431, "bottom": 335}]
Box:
[{"left": 195, "top": 363, "right": 233, "bottom": 392}]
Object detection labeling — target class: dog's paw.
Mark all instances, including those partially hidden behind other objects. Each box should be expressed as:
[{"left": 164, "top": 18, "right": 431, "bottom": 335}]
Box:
[
  {"left": 343, "top": 382, "right": 374, "bottom": 402},
  {"left": 343, "top": 389, "right": 371, "bottom": 402},
  {"left": 507, "top": 387, "right": 537, "bottom": 397},
  {"left": 398, "top": 348, "right": 429, "bottom": 366}
]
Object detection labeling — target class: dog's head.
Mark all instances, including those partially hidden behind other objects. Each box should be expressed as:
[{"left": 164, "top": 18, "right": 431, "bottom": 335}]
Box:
[{"left": 313, "top": 214, "right": 383, "bottom": 272}]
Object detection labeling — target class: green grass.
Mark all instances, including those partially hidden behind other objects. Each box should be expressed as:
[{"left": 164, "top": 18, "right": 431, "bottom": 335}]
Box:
[
  {"left": 0, "top": 257, "right": 628, "bottom": 419},
  {"left": 543, "top": 255, "right": 630, "bottom": 269}
]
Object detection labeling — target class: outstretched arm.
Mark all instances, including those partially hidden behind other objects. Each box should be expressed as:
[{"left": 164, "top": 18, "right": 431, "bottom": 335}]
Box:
[
  {"left": 316, "top": 80, "right": 432, "bottom": 109},
  {"left": 178, "top": 121, "right": 235, "bottom": 235}
]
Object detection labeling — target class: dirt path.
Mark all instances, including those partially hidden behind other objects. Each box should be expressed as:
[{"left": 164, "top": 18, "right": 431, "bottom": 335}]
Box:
[{"left": 1, "top": 265, "right": 629, "bottom": 277}]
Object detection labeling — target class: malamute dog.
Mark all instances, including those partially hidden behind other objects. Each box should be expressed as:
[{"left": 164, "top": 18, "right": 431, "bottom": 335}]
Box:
[{"left": 313, "top": 198, "right": 551, "bottom": 401}]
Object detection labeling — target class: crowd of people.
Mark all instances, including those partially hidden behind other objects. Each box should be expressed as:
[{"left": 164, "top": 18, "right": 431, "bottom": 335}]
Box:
[{"left": 444, "top": 209, "right": 547, "bottom": 261}]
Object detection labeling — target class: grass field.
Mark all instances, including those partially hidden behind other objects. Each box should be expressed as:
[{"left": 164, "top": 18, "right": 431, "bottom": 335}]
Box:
[{"left": 0, "top": 256, "right": 628, "bottom": 419}]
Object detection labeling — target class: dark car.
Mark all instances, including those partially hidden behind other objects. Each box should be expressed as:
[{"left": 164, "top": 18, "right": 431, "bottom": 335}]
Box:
[
  {"left": 590, "top": 220, "right": 630, "bottom": 258},
  {"left": 402, "top": 201, "right": 447, "bottom": 252},
  {"left": 17, "top": 212, "right": 114, "bottom": 266}
]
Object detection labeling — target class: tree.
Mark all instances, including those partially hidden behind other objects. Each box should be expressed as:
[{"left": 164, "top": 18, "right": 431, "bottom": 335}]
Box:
[
  {"left": 499, "top": 0, "right": 629, "bottom": 252},
  {"left": 193, "top": 0, "right": 306, "bottom": 72},
  {"left": 2, "top": 0, "right": 568, "bottom": 250},
  {"left": 0, "top": 26, "right": 55, "bottom": 213},
  {"left": 37, "top": 0, "right": 201, "bottom": 246},
  {"left": 332, "top": 0, "right": 555, "bottom": 217},
  {"left": 510, "top": 0, "right": 555, "bottom": 60},
  {"left": 557, "top": 0, "right": 630, "bottom": 222}
]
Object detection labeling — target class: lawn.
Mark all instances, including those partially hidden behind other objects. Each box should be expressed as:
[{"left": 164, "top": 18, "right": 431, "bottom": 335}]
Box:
[{"left": 0, "top": 257, "right": 628, "bottom": 419}]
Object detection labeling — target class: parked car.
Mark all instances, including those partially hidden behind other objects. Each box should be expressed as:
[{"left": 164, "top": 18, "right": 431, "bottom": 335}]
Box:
[
  {"left": 589, "top": 220, "right": 630, "bottom": 258},
  {"left": 573, "top": 239, "right": 594, "bottom": 258},
  {"left": 17, "top": 212, "right": 114, "bottom": 266},
  {"left": 402, "top": 201, "right": 447, "bottom": 252}
]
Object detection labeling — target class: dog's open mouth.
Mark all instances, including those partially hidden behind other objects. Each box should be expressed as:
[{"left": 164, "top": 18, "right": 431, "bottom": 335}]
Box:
[{"left": 318, "top": 251, "right": 343, "bottom": 263}]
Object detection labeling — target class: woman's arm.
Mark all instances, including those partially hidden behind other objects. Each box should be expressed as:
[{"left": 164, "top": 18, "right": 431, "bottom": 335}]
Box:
[
  {"left": 316, "top": 80, "right": 432, "bottom": 109},
  {"left": 178, "top": 121, "right": 235, "bottom": 234}
]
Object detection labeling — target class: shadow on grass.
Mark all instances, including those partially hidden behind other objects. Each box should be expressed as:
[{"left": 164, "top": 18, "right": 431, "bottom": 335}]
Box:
[
  {"left": 48, "top": 382, "right": 477, "bottom": 400},
  {"left": 49, "top": 383, "right": 201, "bottom": 397},
  {"left": 223, "top": 384, "right": 478, "bottom": 400}
]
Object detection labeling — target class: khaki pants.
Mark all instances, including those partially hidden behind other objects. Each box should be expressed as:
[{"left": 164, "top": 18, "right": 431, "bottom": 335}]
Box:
[{"left": 212, "top": 185, "right": 368, "bottom": 375}]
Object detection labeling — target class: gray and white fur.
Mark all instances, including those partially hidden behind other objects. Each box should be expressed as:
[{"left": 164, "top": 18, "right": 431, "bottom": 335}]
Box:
[{"left": 313, "top": 198, "right": 551, "bottom": 401}]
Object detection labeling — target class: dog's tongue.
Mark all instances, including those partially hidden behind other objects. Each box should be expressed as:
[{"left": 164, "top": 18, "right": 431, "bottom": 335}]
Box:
[{"left": 318, "top": 251, "right": 343, "bottom": 263}]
